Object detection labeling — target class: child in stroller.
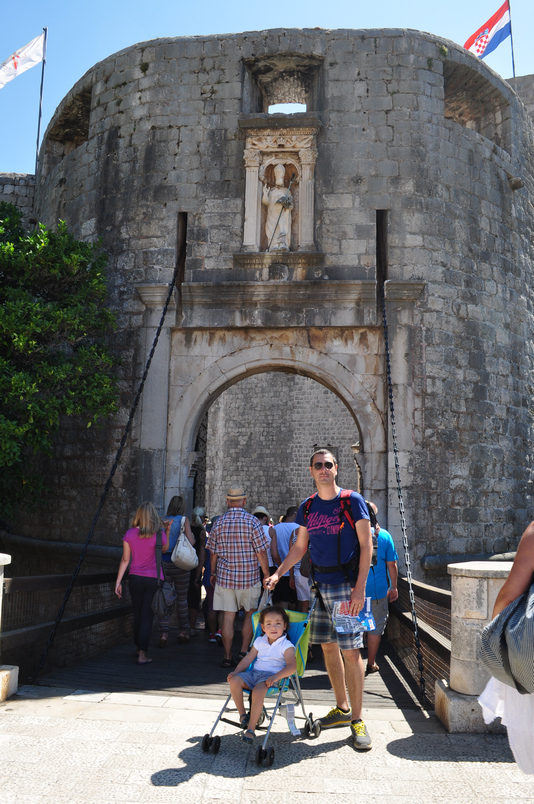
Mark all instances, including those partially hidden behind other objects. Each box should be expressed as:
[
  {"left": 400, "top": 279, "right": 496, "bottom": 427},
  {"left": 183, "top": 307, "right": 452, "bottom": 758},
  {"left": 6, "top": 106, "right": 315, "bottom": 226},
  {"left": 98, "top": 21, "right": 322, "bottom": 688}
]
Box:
[{"left": 227, "top": 605, "right": 296, "bottom": 743}]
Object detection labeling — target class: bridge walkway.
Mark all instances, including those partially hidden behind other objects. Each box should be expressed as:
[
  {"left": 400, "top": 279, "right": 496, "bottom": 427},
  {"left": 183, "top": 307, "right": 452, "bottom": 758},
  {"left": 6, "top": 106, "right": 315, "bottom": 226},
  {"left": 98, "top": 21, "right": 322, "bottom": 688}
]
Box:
[{"left": 37, "top": 626, "right": 423, "bottom": 710}]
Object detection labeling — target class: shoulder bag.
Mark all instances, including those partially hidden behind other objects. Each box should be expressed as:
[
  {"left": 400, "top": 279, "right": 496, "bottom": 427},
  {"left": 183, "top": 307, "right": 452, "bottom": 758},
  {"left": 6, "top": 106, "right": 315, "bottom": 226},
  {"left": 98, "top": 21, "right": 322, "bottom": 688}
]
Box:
[
  {"left": 480, "top": 580, "right": 534, "bottom": 694},
  {"left": 152, "top": 530, "right": 177, "bottom": 618},
  {"left": 171, "top": 516, "right": 199, "bottom": 571}
]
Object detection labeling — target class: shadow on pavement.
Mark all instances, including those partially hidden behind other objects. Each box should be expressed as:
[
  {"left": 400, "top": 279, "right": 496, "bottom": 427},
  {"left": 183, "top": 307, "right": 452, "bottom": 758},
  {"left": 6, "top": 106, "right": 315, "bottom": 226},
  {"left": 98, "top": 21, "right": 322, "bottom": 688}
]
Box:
[
  {"left": 386, "top": 731, "right": 515, "bottom": 763},
  {"left": 151, "top": 730, "right": 358, "bottom": 784}
]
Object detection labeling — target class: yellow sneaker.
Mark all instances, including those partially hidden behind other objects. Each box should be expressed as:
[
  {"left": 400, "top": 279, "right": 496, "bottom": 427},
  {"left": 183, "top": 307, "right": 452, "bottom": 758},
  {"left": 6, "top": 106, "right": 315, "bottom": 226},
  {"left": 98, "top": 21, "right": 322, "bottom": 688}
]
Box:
[
  {"left": 351, "top": 719, "right": 372, "bottom": 750},
  {"left": 317, "top": 706, "right": 352, "bottom": 728}
]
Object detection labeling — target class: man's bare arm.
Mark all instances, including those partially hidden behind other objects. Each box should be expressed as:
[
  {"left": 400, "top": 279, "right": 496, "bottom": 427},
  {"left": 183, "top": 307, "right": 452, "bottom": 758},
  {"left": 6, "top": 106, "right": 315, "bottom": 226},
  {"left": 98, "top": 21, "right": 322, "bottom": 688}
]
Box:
[
  {"left": 269, "top": 528, "right": 282, "bottom": 566},
  {"left": 387, "top": 560, "right": 398, "bottom": 602},
  {"left": 256, "top": 549, "right": 269, "bottom": 578},
  {"left": 210, "top": 551, "right": 218, "bottom": 584}
]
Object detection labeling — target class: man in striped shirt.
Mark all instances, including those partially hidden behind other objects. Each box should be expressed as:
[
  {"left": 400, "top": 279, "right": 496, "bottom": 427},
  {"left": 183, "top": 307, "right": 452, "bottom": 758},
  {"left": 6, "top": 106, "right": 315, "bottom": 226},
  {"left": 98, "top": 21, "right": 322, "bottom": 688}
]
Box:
[{"left": 207, "top": 487, "right": 269, "bottom": 668}]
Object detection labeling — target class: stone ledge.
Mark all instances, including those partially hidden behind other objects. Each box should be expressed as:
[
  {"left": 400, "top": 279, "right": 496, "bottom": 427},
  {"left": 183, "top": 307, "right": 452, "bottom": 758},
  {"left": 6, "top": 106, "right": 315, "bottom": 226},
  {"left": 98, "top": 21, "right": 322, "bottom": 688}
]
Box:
[
  {"left": 448, "top": 560, "right": 513, "bottom": 578},
  {"left": 384, "top": 280, "right": 426, "bottom": 301},
  {"left": 435, "top": 678, "right": 505, "bottom": 734},
  {"left": 136, "top": 283, "right": 178, "bottom": 308},
  {"left": 0, "top": 665, "right": 18, "bottom": 702},
  {"left": 238, "top": 113, "right": 323, "bottom": 131},
  {"left": 233, "top": 251, "right": 324, "bottom": 270},
  {"left": 181, "top": 280, "right": 378, "bottom": 328}
]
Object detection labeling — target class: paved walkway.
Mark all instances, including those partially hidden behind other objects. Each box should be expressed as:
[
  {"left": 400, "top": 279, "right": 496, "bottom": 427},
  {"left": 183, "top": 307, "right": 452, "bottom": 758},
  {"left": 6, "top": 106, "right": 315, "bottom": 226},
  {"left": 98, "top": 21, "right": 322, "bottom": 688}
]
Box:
[{"left": 1, "top": 683, "right": 533, "bottom": 803}]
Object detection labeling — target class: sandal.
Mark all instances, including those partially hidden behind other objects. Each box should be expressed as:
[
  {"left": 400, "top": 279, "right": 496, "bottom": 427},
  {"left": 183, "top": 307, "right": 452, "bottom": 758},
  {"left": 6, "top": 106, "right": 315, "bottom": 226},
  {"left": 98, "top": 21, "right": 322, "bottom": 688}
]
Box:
[
  {"left": 178, "top": 633, "right": 190, "bottom": 644},
  {"left": 365, "top": 663, "right": 379, "bottom": 676},
  {"left": 239, "top": 713, "right": 250, "bottom": 727},
  {"left": 242, "top": 729, "right": 255, "bottom": 744},
  {"left": 236, "top": 651, "right": 247, "bottom": 661},
  {"left": 221, "top": 657, "right": 236, "bottom": 668}
]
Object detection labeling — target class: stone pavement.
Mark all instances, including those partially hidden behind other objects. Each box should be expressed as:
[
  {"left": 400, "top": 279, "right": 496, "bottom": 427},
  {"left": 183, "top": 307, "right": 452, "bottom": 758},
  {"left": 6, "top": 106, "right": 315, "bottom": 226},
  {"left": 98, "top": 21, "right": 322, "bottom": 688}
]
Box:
[{"left": 1, "top": 684, "right": 534, "bottom": 803}]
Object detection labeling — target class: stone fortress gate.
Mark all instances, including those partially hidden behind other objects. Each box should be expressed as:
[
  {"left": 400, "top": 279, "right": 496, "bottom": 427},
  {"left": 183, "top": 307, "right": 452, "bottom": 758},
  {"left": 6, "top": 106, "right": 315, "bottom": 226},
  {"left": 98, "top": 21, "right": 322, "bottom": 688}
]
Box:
[{"left": 3, "top": 27, "right": 534, "bottom": 579}]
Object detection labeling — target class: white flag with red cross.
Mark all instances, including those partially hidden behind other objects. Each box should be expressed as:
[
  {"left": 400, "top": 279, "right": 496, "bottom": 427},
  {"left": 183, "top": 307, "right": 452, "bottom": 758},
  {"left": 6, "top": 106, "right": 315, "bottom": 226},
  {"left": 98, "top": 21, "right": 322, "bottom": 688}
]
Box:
[{"left": 0, "top": 33, "right": 45, "bottom": 90}]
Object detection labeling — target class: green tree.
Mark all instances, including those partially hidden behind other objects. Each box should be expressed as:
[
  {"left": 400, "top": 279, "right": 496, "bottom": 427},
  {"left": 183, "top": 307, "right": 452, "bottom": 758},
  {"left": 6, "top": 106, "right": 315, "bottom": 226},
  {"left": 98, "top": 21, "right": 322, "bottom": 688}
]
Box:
[{"left": 0, "top": 202, "right": 119, "bottom": 516}]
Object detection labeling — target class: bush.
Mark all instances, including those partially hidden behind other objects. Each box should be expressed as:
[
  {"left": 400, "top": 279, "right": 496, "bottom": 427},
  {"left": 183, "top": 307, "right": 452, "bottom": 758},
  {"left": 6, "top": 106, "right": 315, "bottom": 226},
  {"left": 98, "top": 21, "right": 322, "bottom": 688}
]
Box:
[{"left": 0, "top": 202, "right": 119, "bottom": 516}]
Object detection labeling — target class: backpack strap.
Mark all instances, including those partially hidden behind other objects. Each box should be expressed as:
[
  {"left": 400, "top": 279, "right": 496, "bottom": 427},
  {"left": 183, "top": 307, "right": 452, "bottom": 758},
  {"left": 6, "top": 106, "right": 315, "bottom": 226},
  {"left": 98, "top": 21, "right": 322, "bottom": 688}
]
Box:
[{"left": 302, "top": 492, "right": 318, "bottom": 525}]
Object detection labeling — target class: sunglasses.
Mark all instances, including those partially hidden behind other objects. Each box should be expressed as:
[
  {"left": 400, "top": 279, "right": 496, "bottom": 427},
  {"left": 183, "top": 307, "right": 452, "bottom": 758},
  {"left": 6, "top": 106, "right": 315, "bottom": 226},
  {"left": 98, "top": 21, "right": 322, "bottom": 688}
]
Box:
[{"left": 312, "top": 461, "right": 335, "bottom": 470}]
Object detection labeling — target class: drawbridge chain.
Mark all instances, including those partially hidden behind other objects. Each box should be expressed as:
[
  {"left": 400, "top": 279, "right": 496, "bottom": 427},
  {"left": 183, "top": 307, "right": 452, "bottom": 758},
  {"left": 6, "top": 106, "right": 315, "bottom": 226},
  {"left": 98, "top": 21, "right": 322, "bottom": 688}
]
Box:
[
  {"left": 381, "top": 293, "right": 427, "bottom": 705},
  {"left": 32, "top": 244, "right": 184, "bottom": 682}
]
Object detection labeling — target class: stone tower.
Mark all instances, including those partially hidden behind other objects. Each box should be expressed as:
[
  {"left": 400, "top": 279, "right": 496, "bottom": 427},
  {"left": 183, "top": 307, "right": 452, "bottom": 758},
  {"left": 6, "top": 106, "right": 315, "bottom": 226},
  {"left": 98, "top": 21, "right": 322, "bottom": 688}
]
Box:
[{"left": 3, "top": 28, "right": 534, "bottom": 577}]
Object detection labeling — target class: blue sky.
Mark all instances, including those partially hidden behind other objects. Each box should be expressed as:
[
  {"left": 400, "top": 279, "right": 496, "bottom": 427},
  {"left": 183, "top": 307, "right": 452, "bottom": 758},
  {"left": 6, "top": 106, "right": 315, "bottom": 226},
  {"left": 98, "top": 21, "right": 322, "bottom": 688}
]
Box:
[{"left": 1, "top": 0, "right": 532, "bottom": 175}]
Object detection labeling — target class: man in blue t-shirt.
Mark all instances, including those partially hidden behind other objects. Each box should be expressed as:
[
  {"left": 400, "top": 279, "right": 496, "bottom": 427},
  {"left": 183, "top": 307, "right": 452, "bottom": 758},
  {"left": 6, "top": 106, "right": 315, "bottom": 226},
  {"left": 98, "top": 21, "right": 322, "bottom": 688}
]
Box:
[
  {"left": 265, "top": 448, "right": 373, "bottom": 751},
  {"left": 364, "top": 501, "right": 398, "bottom": 676}
]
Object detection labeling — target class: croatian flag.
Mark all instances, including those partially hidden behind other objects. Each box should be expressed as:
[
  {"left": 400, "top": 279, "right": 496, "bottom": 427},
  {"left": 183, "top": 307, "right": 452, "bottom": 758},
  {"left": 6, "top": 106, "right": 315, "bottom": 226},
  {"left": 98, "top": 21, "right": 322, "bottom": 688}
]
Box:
[
  {"left": 0, "top": 33, "right": 45, "bottom": 90},
  {"left": 464, "top": 1, "right": 511, "bottom": 59}
]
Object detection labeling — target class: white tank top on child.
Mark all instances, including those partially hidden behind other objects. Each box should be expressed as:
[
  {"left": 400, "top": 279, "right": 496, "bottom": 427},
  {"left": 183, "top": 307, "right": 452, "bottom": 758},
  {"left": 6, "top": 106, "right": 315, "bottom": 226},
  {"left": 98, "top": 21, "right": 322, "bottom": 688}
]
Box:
[{"left": 253, "top": 633, "right": 294, "bottom": 673}]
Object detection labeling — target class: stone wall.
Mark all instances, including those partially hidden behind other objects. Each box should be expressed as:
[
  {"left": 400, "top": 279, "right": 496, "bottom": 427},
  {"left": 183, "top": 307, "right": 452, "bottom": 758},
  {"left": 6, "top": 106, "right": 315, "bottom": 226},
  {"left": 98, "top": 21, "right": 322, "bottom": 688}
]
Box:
[
  {"left": 0, "top": 174, "right": 35, "bottom": 227},
  {"left": 204, "top": 373, "right": 361, "bottom": 519},
  {"left": 509, "top": 74, "right": 534, "bottom": 121}
]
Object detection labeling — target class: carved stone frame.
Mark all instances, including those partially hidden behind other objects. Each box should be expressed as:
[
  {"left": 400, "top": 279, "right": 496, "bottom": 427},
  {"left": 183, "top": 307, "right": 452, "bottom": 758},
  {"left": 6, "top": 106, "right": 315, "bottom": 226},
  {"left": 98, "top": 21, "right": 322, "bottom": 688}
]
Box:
[{"left": 242, "top": 126, "right": 319, "bottom": 253}]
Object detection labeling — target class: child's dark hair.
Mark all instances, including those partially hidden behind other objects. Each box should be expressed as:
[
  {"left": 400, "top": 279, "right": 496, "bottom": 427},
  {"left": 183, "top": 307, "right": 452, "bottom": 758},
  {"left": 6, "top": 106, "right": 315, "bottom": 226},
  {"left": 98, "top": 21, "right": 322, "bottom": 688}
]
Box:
[{"left": 259, "top": 605, "right": 290, "bottom": 630}]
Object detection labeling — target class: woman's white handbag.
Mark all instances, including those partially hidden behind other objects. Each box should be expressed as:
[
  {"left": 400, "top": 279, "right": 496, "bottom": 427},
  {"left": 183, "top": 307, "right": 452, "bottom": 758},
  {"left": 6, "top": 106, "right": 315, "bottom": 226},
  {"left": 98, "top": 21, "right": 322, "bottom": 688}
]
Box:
[{"left": 171, "top": 517, "right": 198, "bottom": 571}]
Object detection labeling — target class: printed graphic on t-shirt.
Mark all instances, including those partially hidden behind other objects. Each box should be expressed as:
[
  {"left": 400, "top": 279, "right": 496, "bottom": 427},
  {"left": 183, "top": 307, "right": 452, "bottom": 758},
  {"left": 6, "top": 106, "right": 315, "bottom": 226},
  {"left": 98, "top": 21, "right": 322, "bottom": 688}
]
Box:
[{"left": 307, "top": 505, "right": 344, "bottom": 535}]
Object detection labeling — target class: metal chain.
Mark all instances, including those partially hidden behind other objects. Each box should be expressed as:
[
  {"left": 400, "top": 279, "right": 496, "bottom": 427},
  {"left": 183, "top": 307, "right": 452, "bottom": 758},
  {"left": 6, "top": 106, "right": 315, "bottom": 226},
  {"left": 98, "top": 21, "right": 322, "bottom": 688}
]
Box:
[
  {"left": 32, "top": 256, "right": 182, "bottom": 682},
  {"left": 381, "top": 296, "right": 426, "bottom": 704}
]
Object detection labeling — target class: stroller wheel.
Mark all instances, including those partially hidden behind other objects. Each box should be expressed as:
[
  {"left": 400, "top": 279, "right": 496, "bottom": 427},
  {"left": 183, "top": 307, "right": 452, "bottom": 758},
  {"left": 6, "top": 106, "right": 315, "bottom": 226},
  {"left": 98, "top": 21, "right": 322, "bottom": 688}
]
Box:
[
  {"left": 303, "top": 719, "right": 312, "bottom": 738},
  {"left": 212, "top": 735, "right": 221, "bottom": 754},
  {"left": 201, "top": 734, "right": 212, "bottom": 752},
  {"left": 267, "top": 747, "right": 275, "bottom": 766},
  {"left": 255, "top": 746, "right": 265, "bottom": 766},
  {"left": 313, "top": 720, "right": 322, "bottom": 738},
  {"left": 256, "top": 708, "right": 266, "bottom": 726}
]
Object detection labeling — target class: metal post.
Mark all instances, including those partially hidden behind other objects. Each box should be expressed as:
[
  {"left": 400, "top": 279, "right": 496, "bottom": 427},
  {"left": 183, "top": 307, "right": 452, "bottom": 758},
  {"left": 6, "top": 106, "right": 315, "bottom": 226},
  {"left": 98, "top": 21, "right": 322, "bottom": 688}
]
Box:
[
  {"left": 508, "top": 0, "right": 516, "bottom": 78},
  {"left": 34, "top": 27, "right": 48, "bottom": 176}
]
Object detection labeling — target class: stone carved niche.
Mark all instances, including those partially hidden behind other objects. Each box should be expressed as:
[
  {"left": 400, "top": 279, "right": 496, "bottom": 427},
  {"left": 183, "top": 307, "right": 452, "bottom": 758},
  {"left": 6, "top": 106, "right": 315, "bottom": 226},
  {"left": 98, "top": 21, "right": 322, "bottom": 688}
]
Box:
[{"left": 242, "top": 127, "right": 318, "bottom": 253}]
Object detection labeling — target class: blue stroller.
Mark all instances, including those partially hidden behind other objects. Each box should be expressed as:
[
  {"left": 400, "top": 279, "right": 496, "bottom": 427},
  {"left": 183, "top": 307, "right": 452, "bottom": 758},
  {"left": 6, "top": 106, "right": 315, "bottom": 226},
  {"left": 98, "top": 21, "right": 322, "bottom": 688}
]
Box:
[{"left": 201, "top": 602, "right": 321, "bottom": 766}]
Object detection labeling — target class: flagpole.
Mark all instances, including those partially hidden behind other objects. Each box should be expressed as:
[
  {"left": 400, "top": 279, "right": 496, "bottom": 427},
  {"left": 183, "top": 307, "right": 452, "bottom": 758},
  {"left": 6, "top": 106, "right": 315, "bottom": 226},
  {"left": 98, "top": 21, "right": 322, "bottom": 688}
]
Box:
[
  {"left": 34, "top": 27, "right": 48, "bottom": 175},
  {"left": 507, "top": 0, "right": 516, "bottom": 78}
]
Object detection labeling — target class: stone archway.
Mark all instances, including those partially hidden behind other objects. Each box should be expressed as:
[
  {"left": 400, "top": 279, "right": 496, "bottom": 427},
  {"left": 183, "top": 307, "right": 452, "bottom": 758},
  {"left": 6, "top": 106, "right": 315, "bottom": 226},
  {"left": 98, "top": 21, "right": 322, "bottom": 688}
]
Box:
[
  {"left": 164, "top": 328, "right": 386, "bottom": 514},
  {"left": 203, "top": 371, "right": 364, "bottom": 517}
]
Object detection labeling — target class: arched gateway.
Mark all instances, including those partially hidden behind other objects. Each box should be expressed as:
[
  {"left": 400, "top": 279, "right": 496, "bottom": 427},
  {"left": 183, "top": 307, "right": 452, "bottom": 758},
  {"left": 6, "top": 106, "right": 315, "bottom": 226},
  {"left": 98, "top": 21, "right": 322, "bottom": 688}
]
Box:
[{"left": 7, "top": 27, "right": 534, "bottom": 578}]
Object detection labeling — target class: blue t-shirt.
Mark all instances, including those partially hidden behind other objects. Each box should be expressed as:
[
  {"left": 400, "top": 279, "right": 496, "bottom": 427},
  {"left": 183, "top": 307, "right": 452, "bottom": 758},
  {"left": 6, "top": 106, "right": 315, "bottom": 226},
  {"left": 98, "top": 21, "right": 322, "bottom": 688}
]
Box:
[
  {"left": 295, "top": 489, "right": 369, "bottom": 584},
  {"left": 365, "top": 528, "right": 398, "bottom": 600}
]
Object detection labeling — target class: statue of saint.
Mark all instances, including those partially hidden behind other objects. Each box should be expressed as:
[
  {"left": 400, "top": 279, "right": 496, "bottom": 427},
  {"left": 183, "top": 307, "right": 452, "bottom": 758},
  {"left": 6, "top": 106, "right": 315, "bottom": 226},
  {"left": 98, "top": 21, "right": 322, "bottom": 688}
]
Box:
[{"left": 262, "top": 164, "right": 294, "bottom": 251}]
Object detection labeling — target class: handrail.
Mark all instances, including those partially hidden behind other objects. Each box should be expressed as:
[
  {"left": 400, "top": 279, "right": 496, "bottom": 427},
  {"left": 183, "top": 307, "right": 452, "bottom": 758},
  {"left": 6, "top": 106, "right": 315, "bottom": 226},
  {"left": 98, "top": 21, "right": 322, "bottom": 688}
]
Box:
[
  {"left": 4, "top": 572, "right": 119, "bottom": 594},
  {"left": 398, "top": 575, "right": 451, "bottom": 610},
  {"left": 0, "top": 530, "right": 122, "bottom": 562}
]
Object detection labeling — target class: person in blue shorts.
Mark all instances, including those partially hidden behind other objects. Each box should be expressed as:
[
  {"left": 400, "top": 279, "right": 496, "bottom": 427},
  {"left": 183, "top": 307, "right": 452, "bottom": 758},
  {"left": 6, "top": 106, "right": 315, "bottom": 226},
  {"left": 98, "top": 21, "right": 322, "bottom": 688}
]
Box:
[{"left": 265, "top": 449, "right": 373, "bottom": 751}]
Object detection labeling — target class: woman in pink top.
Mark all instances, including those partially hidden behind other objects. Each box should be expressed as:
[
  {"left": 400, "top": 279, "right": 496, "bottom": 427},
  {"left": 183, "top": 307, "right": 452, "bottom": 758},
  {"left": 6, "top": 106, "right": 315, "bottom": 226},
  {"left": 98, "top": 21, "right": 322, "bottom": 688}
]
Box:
[{"left": 115, "top": 501, "right": 168, "bottom": 665}]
